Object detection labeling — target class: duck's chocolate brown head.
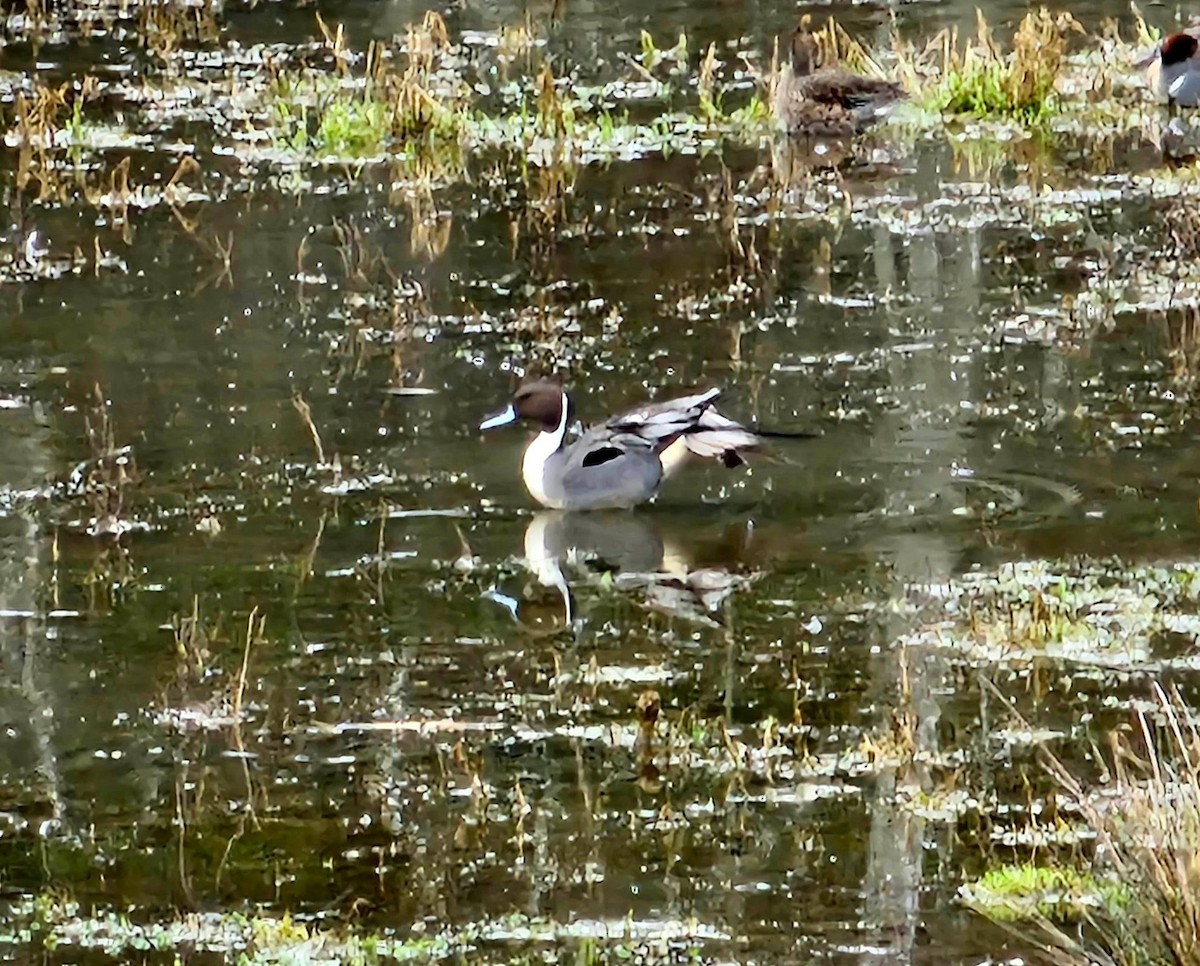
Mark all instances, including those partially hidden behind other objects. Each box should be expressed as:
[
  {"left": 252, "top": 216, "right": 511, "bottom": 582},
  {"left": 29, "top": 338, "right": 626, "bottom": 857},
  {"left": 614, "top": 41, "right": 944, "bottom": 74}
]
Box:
[
  {"left": 480, "top": 379, "right": 573, "bottom": 433},
  {"left": 1162, "top": 31, "right": 1200, "bottom": 67}
]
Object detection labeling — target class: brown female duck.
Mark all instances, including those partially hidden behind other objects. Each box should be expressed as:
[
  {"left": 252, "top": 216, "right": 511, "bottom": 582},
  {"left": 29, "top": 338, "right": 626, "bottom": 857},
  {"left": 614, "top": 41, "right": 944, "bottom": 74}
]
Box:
[{"left": 772, "top": 26, "right": 905, "bottom": 136}]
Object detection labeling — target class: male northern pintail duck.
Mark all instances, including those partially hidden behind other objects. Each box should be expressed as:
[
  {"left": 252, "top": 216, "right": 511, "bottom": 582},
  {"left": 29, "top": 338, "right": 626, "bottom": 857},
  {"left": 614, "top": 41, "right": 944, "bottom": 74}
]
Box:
[
  {"left": 772, "top": 25, "right": 905, "bottom": 137},
  {"left": 479, "top": 379, "right": 762, "bottom": 510},
  {"left": 1137, "top": 29, "right": 1200, "bottom": 108}
]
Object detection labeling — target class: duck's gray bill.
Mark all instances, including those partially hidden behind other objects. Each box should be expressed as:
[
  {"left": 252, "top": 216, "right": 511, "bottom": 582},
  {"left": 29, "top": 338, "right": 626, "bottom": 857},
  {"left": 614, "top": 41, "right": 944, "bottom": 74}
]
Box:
[
  {"left": 1133, "top": 44, "right": 1161, "bottom": 69},
  {"left": 480, "top": 403, "right": 518, "bottom": 431}
]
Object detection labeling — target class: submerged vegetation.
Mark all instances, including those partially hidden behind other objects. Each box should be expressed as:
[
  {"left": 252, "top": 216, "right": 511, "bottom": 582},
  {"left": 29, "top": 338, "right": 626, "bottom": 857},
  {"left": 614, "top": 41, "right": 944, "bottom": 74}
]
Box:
[
  {"left": 896, "top": 559, "right": 1200, "bottom": 665},
  {"left": 4, "top": 898, "right": 712, "bottom": 965}
]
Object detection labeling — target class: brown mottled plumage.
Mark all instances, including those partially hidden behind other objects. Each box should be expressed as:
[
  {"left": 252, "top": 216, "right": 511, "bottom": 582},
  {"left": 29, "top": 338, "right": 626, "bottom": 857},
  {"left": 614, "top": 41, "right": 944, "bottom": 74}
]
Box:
[{"left": 772, "top": 27, "right": 905, "bottom": 136}]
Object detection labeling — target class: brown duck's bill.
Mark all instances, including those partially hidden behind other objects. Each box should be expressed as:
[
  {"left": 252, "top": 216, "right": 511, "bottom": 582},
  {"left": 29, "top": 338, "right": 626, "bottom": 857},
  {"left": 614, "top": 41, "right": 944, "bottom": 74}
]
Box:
[{"left": 480, "top": 403, "right": 518, "bottom": 431}]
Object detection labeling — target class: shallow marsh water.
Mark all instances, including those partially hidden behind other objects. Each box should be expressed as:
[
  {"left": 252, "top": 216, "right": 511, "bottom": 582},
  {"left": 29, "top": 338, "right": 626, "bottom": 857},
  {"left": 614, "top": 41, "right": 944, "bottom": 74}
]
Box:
[{"left": 2, "top": 0, "right": 1200, "bottom": 963}]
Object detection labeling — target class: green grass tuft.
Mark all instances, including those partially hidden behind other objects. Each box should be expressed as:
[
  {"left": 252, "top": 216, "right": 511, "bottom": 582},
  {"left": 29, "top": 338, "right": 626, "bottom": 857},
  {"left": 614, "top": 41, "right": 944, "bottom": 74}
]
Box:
[
  {"left": 962, "top": 863, "right": 1129, "bottom": 923},
  {"left": 929, "top": 60, "right": 1056, "bottom": 124},
  {"left": 905, "top": 8, "right": 1082, "bottom": 124}
]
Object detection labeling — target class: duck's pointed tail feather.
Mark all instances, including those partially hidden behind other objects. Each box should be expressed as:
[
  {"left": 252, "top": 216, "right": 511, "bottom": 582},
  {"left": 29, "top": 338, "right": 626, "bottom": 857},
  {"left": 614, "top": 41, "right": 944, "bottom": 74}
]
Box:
[
  {"left": 683, "top": 418, "right": 820, "bottom": 466},
  {"left": 749, "top": 427, "right": 823, "bottom": 440}
]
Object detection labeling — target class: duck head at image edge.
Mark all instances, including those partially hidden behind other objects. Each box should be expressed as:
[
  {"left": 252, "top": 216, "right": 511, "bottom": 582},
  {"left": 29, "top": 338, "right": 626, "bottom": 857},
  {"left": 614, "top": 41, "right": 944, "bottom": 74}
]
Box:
[{"left": 1137, "top": 30, "right": 1200, "bottom": 107}]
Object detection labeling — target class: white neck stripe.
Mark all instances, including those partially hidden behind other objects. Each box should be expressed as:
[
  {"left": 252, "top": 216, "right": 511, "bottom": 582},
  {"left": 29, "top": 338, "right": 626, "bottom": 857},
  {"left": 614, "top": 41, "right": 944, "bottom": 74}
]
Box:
[
  {"left": 548, "top": 391, "right": 569, "bottom": 450},
  {"left": 521, "top": 391, "right": 571, "bottom": 508}
]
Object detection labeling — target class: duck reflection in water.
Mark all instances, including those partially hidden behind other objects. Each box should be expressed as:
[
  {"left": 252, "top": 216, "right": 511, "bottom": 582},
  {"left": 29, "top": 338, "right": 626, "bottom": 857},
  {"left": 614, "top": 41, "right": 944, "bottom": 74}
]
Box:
[{"left": 484, "top": 511, "right": 761, "bottom": 634}]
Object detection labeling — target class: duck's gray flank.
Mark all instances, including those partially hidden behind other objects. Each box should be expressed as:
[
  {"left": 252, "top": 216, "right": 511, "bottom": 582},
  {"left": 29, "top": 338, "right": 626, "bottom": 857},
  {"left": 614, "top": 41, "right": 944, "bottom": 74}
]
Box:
[{"left": 479, "top": 380, "right": 764, "bottom": 510}]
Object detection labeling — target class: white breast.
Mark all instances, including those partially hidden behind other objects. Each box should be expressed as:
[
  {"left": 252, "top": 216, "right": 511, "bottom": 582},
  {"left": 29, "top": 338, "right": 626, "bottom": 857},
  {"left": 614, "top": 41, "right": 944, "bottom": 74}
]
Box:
[
  {"left": 522, "top": 432, "right": 565, "bottom": 508},
  {"left": 520, "top": 393, "right": 570, "bottom": 508}
]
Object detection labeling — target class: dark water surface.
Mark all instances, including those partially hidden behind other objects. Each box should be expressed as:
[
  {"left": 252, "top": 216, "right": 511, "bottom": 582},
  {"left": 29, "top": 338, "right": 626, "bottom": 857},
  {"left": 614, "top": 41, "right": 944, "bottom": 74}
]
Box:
[{"left": 0, "top": 0, "right": 1199, "bottom": 963}]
